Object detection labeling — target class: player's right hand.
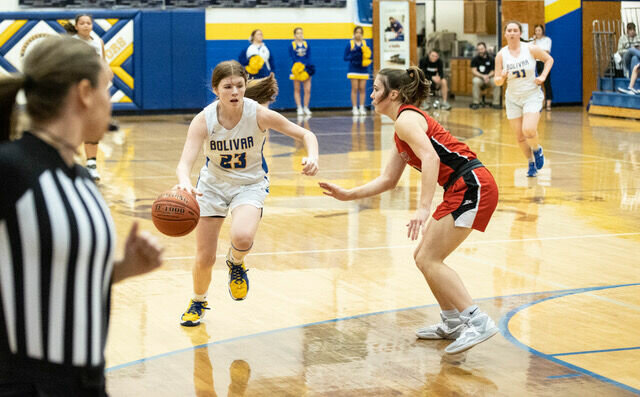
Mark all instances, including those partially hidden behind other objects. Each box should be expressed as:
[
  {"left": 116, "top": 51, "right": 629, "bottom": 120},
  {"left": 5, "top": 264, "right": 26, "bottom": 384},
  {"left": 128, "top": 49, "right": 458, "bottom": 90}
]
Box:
[
  {"left": 318, "top": 182, "right": 352, "bottom": 201},
  {"left": 173, "top": 183, "right": 203, "bottom": 197}
]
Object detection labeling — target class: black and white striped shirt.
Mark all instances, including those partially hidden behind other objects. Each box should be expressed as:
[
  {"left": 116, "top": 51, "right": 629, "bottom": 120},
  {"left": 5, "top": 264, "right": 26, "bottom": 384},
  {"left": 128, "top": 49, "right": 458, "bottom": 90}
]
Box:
[{"left": 0, "top": 132, "right": 115, "bottom": 370}]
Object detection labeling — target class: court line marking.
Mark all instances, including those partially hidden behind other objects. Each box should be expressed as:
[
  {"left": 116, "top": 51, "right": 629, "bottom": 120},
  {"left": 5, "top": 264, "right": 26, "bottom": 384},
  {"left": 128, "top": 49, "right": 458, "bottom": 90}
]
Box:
[
  {"left": 546, "top": 373, "right": 583, "bottom": 380},
  {"left": 110, "top": 159, "right": 612, "bottom": 180},
  {"left": 476, "top": 138, "right": 636, "bottom": 164},
  {"left": 551, "top": 346, "right": 640, "bottom": 357},
  {"left": 499, "top": 284, "right": 640, "bottom": 395},
  {"left": 106, "top": 282, "right": 640, "bottom": 397},
  {"left": 163, "top": 232, "right": 640, "bottom": 261},
  {"left": 460, "top": 251, "right": 640, "bottom": 315}
]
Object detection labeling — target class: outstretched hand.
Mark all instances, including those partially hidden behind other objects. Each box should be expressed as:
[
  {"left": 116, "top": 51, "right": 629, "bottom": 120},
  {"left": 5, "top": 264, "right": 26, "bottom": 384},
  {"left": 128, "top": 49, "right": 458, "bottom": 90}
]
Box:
[{"left": 318, "top": 182, "right": 352, "bottom": 201}]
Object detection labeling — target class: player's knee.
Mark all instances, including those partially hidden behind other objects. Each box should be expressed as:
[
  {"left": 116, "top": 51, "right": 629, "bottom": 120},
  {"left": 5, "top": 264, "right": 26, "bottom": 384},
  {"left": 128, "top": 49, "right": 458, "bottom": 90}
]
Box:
[
  {"left": 522, "top": 128, "right": 537, "bottom": 139},
  {"left": 195, "top": 253, "right": 216, "bottom": 268},
  {"left": 413, "top": 249, "right": 437, "bottom": 272},
  {"left": 231, "top": 234, "right": 254, "bottom": 251}
]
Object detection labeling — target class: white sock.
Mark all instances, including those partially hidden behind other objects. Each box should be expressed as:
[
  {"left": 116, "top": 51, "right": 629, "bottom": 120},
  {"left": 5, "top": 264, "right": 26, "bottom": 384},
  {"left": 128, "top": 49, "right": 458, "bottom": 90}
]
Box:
[
  {"left": 228, "top": 248, "right": 242, "bottom": 263},
  {"left": 461, "top": 304, "right": 479, "bottom": 318},
  {"left": 193, "top": 293, "right": 207, "bottom": 302},
  {"left": 442, "top": 309, "right": 460, "bottom": 319}
]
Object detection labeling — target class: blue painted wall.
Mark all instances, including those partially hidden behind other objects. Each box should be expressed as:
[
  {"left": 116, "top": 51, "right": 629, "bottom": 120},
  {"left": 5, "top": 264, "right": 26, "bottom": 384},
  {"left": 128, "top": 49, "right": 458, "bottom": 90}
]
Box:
[
  {"left": 140, "top": 9, "right": 206, "bottom": 110},
  {"left": 546, "top": 7, "right": 582, "bottom": 104},
  {"left": 206, "top": 39, "right": 373, "bottom": 110}
]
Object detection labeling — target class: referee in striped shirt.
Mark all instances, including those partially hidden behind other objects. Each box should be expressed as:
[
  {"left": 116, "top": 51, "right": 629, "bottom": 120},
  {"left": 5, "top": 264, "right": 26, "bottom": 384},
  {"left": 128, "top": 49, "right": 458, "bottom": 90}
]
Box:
[{"left": 0, "top": 36, "right": 163, "bottom": 396}]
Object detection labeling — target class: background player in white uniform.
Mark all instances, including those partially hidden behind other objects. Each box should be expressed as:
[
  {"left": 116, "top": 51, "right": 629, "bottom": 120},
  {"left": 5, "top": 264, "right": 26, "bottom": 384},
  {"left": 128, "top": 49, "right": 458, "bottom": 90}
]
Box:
[
  {"left": 65, "top": 14, "right": 110, "bottom": 181},
  {"left": 495, "top": 21, "right": 553, "bottom": 178},
  {"left": 175, "top": 61, "right": 319, "bottom": 327}
]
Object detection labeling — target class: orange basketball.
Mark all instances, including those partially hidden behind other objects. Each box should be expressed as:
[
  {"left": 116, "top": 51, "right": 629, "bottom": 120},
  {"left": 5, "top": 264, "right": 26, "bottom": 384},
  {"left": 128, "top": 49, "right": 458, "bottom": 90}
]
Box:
[{"left": 151, "top": 189, "right": 200, "bottom": 237}]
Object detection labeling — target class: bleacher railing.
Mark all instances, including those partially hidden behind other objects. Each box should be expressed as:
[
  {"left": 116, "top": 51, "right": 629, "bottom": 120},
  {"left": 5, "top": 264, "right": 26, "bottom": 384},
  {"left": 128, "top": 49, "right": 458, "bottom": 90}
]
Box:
[
  {"left": 593, "top": 8, "right": 640, "bottom": 91},
  {"left": 592, "top": 20, "right": 622, "bottom": 92}
]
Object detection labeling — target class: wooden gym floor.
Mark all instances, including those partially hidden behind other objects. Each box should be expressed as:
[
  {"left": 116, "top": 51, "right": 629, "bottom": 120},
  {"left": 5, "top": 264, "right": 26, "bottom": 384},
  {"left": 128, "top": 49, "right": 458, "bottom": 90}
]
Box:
[{"left": 97, "top": 106, "right": 640, "bottom": 396}]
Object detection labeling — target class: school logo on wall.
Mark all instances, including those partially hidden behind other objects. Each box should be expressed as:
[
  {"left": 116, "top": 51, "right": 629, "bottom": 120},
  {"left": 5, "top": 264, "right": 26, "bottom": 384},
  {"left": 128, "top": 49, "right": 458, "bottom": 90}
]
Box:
[{"left": 0, "top": 12, "right": 139, "bottom": 110}]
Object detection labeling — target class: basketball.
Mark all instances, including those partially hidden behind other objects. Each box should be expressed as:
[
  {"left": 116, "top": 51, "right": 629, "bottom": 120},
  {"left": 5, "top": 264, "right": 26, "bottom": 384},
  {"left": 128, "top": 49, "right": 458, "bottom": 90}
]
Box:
[{"left": 151, "top": 189, "right": 200, "bottom": 237}]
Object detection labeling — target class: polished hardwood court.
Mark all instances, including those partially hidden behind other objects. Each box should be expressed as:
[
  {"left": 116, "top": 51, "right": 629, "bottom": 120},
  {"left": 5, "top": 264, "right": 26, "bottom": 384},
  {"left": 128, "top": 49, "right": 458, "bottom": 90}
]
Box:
[{"left": 98, "top": 106, "right": 640, "bottom": 396}]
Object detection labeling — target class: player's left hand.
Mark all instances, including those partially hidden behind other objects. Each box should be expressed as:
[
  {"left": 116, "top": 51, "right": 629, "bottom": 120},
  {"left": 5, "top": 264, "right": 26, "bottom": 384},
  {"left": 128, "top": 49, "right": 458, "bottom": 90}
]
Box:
[
  {"left": 535, "top": 76, "right": 546, "bottom": 85},
  {"left": 407, "top": 207, "right": 430, "bottom": 240},
  {"left": 301, "top": 157, "right": 319, "bottom": 176}
]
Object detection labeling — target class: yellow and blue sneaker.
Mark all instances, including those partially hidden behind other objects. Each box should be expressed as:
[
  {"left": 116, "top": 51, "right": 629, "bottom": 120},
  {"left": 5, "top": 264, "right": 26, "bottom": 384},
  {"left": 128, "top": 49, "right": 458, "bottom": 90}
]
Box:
[
  {"left": 227, "top": 258, "right": 249, "bottom": 301},
  {"left": 180, "top": 299, "right": 210, "bottom": 327}
]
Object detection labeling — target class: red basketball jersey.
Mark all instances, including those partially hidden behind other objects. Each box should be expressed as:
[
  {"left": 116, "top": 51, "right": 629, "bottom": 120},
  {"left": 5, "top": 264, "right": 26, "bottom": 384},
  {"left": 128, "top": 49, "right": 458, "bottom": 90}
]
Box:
[{"left": 393, "top": 104, "right": 478, "bottom": 187}]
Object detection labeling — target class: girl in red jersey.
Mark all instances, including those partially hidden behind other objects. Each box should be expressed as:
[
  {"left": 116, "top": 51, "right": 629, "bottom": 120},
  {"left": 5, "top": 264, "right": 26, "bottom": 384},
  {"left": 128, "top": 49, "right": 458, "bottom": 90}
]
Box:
[{"left": 319, "top": 66, "right": 499, "bottom": 354}]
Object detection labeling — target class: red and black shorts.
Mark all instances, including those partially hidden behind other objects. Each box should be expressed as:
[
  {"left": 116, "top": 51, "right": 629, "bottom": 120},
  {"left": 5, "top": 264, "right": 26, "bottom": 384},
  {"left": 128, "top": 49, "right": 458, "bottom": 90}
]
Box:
[{"left": 432, "top": 167, "right": 498, "bottom": 232}]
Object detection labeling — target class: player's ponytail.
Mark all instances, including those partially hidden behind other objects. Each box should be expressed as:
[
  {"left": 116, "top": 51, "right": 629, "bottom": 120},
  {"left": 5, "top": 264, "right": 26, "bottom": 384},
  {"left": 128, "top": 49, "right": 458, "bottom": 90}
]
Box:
[
  {"left": 378, "top": 66, "right": 430, "bottom": 107},
  {"left": 1, "top": 36, "right": 102, "bottom": 142},
  {"left": 245, "top": 73, "right": 279, "bottom": 105},
  {"left": 0, "top": 75, "right": 25, "bottom": 142},
  {"left": 63, "top": 22, "right": 77, "bottom": 34}
]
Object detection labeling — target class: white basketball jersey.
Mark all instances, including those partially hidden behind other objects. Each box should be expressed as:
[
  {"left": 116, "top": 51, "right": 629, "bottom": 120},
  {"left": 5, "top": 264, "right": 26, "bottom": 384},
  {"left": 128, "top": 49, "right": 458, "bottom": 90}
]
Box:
[
  {"left": 202, "top": 97, "right": 267, "bottom": 184},
  {"left": 500, "top": 43, "right": 541, "bottom": 98},
  {"left": 73, "top": 33, "right": 104, "bottom": 59}
]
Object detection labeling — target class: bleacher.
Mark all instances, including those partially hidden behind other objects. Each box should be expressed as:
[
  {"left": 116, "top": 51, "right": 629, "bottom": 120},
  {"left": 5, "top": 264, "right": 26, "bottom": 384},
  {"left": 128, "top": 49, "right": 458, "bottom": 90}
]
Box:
[
  {"left": 589, "top": 11, "right": 640, "bottom": 120},
  {"left": 590, "top": 77, "right": 640, "bottom": 119}
]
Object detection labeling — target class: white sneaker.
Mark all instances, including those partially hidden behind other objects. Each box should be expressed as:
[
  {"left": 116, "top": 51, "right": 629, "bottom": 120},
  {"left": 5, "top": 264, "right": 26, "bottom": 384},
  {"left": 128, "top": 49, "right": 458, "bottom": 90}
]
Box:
[
  {"left": 297, "top": 107, "right": 304, "bottom": 116},
  {"left": 416, "top": 313, "right": 465, "bottom": 340},
  {"left": 86, "top": 159, "right": 100, "bottom": 181},
  {"left": 352, "top": 106, "right": 359, "bottom": 115},
  {"left": 358, "top": 106, "right": 367, "bottom": 115},
  {"left": 444, "top": 310, "right": 498, "bottom": 354},
  {"left": 303, "top": 107, "right": 312, "bottom": 116}
]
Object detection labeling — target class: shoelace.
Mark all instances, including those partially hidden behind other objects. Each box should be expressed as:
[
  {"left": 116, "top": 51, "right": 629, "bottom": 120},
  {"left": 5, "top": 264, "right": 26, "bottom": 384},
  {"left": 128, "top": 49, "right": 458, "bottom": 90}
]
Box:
[
  {"left": 187, "top": 301, "right": 210, "bottom": 315},
  {"left": 227, "top": 260, "right": 248, "bottom": 284}
]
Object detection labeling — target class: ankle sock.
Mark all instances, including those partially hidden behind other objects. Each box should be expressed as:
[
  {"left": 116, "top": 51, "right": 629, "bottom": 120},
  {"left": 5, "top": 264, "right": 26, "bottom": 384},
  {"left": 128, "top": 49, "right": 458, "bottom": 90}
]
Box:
[
  {"left": 442, "top": 309, "right": 460, "bottom": 319},
  {"left": 461, "top": 304, "right": 479, "bottom": 318}
]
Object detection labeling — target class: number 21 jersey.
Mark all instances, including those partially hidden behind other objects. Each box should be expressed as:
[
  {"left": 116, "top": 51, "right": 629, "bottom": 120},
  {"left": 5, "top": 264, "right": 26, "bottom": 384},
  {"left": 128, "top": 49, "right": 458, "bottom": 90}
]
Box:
[{"left": 500, "top": 42, "right": 540, "bottom": 99}]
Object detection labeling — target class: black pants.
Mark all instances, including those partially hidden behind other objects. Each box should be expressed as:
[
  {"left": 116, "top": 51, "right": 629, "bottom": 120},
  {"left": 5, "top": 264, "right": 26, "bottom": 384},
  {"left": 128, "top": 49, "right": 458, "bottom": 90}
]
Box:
[
  {"left": 536, "top": 61, "right": 553, "bottom": 101},
  {"left": 0, "top": 358, "right": 106, "bottom": 397}
]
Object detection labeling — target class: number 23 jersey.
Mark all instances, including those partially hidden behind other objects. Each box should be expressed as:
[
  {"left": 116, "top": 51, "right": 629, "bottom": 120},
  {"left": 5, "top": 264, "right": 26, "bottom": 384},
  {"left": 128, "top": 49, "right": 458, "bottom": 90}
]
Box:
[
  {"left": 202, "top": 97, "right": 268, "bottom": 184},
  {"left": 500, "top": 42, "right": 541, "bottom": 99}
]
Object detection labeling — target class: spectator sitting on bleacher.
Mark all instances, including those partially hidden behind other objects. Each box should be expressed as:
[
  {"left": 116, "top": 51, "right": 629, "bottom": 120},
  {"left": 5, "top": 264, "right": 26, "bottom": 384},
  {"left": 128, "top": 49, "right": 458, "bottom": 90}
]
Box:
[
  {"left": 617, "top": 64, "right": 640, "bottom": 95},
  {"left": 470, "top": 42, "right": 501, "bottom": 110},
  {"left": 618, "top": 22, "right": 640, "bottom": 77},
  {"left": 419, "top": 50, "right": 452, "bottom": 110}
]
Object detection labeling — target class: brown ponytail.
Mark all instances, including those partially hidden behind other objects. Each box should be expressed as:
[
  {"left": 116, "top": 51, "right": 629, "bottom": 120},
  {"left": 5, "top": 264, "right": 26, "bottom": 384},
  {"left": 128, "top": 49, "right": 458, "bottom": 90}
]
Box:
[
  {"left": 63, "top": 22, "right": 77, "bottom": 34},
  {"left": 1, "top": 36, "right": 102, "bottom": 142},
  {"left": 377, "top": 66, "right": 430, "bottom": 106},
  {"left": 0, "top": 75, "right": 25, "bottom": 142},
  {"left": 245, "top": 74, "right": 278, "bottom": 105}
]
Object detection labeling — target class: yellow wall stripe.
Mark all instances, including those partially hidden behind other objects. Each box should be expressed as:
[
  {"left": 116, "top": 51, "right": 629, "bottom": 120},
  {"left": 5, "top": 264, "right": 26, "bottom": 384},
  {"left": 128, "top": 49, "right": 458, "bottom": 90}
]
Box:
[
  {"left": 112, "top": 66, "right": 134, "bottom": 89},
  {"left": 545, "top": 0, "right": 581, "bottom": 23},
  {"left": 118, "top": 95, "right": 132, "bottom": 103},
  {"left": 206, "top": 23, "right": 373, "bottom": 41},
  {"left": 110, "top": 43, "right": 133, "bottom": 66},
  {"left": 0, "top": 20, "right": 27, "bottom": 48},
  {"left": 106, "top": 19, "right": 119, "bottom": 26}
]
